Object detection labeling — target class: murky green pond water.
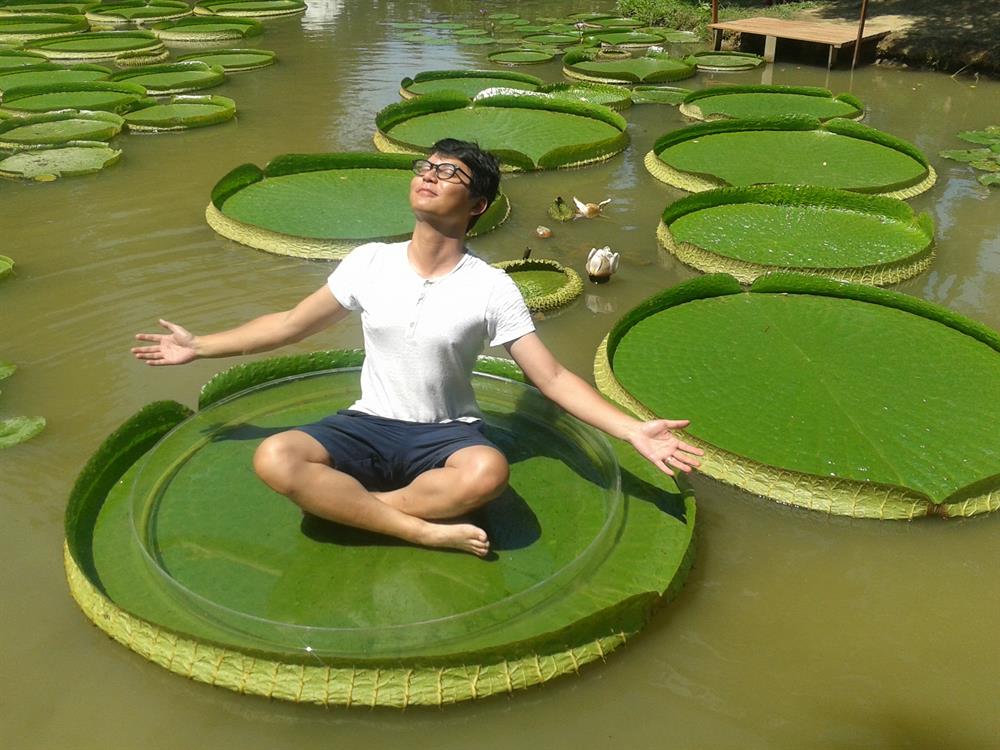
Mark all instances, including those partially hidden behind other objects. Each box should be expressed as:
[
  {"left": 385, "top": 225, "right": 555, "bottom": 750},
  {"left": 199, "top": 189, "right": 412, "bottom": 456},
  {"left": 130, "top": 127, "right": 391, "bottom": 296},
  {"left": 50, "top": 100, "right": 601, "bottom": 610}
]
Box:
[{"left": 3, "top": 2, "right": 999, "bottom": 748}]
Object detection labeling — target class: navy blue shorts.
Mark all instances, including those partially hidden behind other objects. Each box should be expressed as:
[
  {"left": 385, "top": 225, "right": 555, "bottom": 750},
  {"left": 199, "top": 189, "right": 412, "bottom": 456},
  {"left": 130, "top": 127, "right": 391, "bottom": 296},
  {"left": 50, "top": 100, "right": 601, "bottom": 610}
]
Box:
[{"left": 294, "top": 410, "right": 498, "bottom": 491}]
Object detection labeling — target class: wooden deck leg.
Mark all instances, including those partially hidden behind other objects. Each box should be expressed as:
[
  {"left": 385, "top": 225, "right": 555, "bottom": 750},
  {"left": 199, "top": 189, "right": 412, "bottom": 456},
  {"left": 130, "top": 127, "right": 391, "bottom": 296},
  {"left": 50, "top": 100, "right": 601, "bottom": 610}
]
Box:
[
  {"left": 828, "top": 44, "right": 839, "bottom": 69},
  {"left": 713, "top": 28, "right": 723, "bottom": 51},
  {"left": 763, "top": 35, "right": 776, "bottom": 63}
]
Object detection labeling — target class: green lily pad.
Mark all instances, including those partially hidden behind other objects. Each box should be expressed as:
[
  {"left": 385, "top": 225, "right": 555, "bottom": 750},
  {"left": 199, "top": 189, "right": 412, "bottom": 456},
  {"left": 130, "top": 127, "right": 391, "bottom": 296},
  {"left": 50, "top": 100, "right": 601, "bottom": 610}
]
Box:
[
  {"left": 492, "top": 258, "right": 583, "bottom": 313},
  {"left": 684, "top": 50, "right": 764, "bottom": 71},
  {"left": 658, "top": 186, "right": 934, "bottom": 285},
  {"left": 207, "top": 152, "right": 510, "bottom": 259},
  {"left": 0, "top": 13, "right": 88, "bottom": 42},
  {"left": 455, "top": 36, "right": 495, "bottom": 46},
  {"left": 151, "top": 16, "right": 262, "bottom": 41},
  {"left": 0, "top": 49, "right": 48, "bottom": 68},
  {"left": 123, "top": 93, "right": 235, "bottom": 130},
  {"left": 193, "top": 0, "right": 305, "bottom": 17},
  {"left": 631, "top": 85, "right": 691, "bottom": 105},
  {"left": 487, "top": 12, "right": 518, "bottom": 20},
  {"left": 597, "top": 273, "right": 1000, "bottom": 518},
  {"left": 0, "top": 360, "right": 14, "bottom": 378},
  {"left": 647, "top": 116, "right": 935, "bottom": 198},
  {"left": 681, "top": 85, "right": 864, "bottom": 121},
  {"left": 978, "top": 172, "right": 1000, "bottom": 186},
  {"left": 521, "top": 32, "right": 579, "bottom": 46},
  {"left": 956, "top": 126, "right": 1000, "bottom": 146},
  {"left": 452, "top": 28, "right": 487, "bottom": 37},
  {"left": 538, "top": 81, "right": 632, "bottom": 111},
  {"left": 175, "top": 47, "right": 274, "bottom": 71},
  {"left": 939, "top": 148, "right": 993, "bottom": 163},
  {"left": 26, "top": 31, "right": 166, "bottom": 61},
  {"left": 429, "top": 21, "right": 466, "bottom": 30},
  {"left": 85, "top": 1, "right": 191, "bottom": 23},
  {"left": 0, "top": 139, "right": 120, "bottom": 178},
  {"left": 563, "top": 48, "right": 696, "bottom": 84},
  {"left": 0, "top": 80, "right": 147, "bottom": 113},
  {"left": 0, "top": 62, "right": 111, "bottom": 92},
  {"left": 109, "top": 61, "right": 225, "bottom": 95},
  {"left": 0, "top": 255, "right": 12, "bottom": 280},
  {"left": 487, "top": 48, "right": 556, "bottom": 65},
  {"left": 584, "top": 30, "right": 664, "bottom": 46},
  {"left": 399, "top": 69, "right": 542, "bottom": 99},
  {"left": 589, "top": 17, "right": 644, "bottom": 28},
  {"left": 0, "top": 108, "right": 123, "bottom": 146},
  {"left": 0, "top": 2, "right": 93, "bottom": 13},
  {"left": 0, "top": 415, "right": 45, "bottom": 448},
  {"left": 64, "top": 355, "right": 695, "bottom": 705},
  {"left": 375, "top": 91, "right": 629, "bottom": 171}
]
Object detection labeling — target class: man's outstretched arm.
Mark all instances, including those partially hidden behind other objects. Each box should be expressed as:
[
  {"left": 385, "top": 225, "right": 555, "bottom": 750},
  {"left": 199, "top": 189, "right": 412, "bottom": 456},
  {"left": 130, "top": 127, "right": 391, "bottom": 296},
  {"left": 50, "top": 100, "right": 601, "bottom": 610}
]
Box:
[
  {"left": 132, "top": 285, "right": 349, "bottom": 366},
  {"left": 506, "top": 333, "right": 703, "bottom": 477}
]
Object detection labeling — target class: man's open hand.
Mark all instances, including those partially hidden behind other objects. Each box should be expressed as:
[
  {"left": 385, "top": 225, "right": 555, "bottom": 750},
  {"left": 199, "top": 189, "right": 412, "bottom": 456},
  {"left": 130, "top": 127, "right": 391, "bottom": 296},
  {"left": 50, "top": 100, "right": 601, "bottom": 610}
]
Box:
[
  {"left": 626, "top": 419, "right": 704, "bottom": 476},
  {"left": 131, "top": 319, "right": 198, "bottom": 366}
]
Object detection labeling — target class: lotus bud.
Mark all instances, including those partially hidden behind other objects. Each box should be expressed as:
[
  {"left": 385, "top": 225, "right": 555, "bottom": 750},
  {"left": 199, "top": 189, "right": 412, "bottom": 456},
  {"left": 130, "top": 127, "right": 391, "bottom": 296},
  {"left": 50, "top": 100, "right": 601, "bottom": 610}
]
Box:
[
  {"left": 586, "top": 246, "right": 619, "bottom": 284},
  {"left": 535, "top": 225, "right": 552, "bottom": 238}
]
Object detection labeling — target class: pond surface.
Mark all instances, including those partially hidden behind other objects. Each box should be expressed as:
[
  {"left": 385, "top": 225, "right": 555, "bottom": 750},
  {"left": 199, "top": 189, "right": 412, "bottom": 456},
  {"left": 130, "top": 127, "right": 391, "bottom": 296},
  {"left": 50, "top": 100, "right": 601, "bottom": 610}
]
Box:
[{"left": 3, "top": 1, "right": 1000, "bottom": 748}]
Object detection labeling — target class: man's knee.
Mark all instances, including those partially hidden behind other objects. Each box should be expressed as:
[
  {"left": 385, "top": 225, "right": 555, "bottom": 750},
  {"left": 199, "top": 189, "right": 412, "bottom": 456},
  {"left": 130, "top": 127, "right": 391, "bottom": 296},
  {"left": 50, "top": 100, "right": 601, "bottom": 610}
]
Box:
[
  {"left": 456, "top": 449, "right": 509, "bottom": 504},
  {"left": 253, "top": 431, "right": 326, "bottom": 495}
]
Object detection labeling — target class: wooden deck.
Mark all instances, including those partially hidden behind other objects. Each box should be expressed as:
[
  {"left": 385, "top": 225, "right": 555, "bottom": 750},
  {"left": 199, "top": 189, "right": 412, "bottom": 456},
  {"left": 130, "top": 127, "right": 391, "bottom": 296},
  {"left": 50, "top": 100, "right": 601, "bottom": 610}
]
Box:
[{"left": 708, "top": 17, "right": 893, "bottom": 68}]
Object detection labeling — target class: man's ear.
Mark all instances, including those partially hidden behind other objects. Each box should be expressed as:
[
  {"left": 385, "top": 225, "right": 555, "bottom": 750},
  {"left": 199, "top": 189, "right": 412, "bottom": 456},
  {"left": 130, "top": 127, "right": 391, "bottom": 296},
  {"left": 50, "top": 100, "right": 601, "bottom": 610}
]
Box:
[{"left": 471, "top": 196, "right": 488, "bottom": 217}]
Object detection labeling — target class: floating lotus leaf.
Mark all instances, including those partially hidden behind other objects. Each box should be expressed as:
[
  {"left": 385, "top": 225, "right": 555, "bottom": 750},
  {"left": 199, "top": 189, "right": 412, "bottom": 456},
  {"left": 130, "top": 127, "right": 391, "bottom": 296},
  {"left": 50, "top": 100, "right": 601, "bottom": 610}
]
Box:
[
  {"left": 680, "top": 85, "right": 864, "bottom": 121},
  {"left": 206, "top": 152, "right": 510, "bottom": 259},
  {"left": 956, "top": 126, "right": 1000, "bottom": 146},
  {"left": 492, "top": 258, "right": 583, "bottom": 313},
  {"left": 584, "top": 30, "right": 664, "bottom": 47},
  {"left": 0, "top": 359, "right": 14, "bottom": 377},
  {"left": 63, "top": 353, "right": 696, "bottom": 706},
  {"left": 487, "top": 48, "right": 555, "bottom": 65},
  {"left": 452, "top": 28, "right": 487, "bottom": 37},
  {"left": 0, "top": 107, "right": 122, "bottom": 146},
  {"left": 375, "top": 91, "right": 629, "bottom": 172},
  {"left": 630, "top": 85, "right": 691, "bottom": 105},
  {"left": 0, "top": 61, "right": 109, "bottom": 91},
  {"left": 151, "top": 16, "right": 262, "bottom": 42},
  {"left": 596, "top": 273, "right": 1000, "bottom": 519},
  {"left": 939, "top": 147, "right": 994, "bottom": 163},
  {"left": 430, "top": 21, "right": 466, "bottom": 30},
  {"left": 0, "top": 415, "right": 45, "bottom": 447},
  {"left": 109, "top": 60, "right": 224, "bottom": 94},
  {"left": 646, "top": 115, "right": 936, "bottom": 199},
  {"left": 399, "top": 69, "right": 542, "bottom": 99},
  {"left": 521, "top": 32, "right": 579, "bottom": 46},
  {"left": 123, "top": 93, "right": 234, "bottom": 130},
  {"left": 193, "top": 0, "right": 305, "bottom": 17},
  {"left": 0, "top": 80, "right": 146, "bottom": 113},
  {"left": 0, "top": 48, "right": 47, "bottom": 67},
  {"left": 0, "top": 254, "right": 12, "bottom": 279},
  {"left": 455, "top": 35, "right": 495, "bottom": 46},
  {"left": 85, "top": 0, "right": 190, "bottom": 24},
  {"left": 176, "top": 47, "right": 274, "bottom": 71},
  {"left": 684, "top": 50, "right": 764, "bottom": 71},
  {"left": 658, "top": 186, "right": 934, "bottom": 285},
  {"left": 0, "top": 139, "right": 119, "bottom": 178},
  {"left": 25, "top": 30, "right": 166, "bottom": 61},
  {"left": 538, "top": 81, "right": 631, "bottom": 111},
  {"left": 563, "top": 47, "right": 696, "bottom": 84},
  {"left": 0, "top": 13, "right": 88, "bottom": 42},
  {"left": 979, "top": 172, "right": 1000, "bottom": 187}
]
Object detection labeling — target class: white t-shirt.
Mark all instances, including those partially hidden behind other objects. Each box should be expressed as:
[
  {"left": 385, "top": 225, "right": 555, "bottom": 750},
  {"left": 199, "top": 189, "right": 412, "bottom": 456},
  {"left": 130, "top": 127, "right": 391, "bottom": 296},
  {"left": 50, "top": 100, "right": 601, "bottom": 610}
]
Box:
[{"left": 327, "top": 241, "right": 535, "bottom": 423}]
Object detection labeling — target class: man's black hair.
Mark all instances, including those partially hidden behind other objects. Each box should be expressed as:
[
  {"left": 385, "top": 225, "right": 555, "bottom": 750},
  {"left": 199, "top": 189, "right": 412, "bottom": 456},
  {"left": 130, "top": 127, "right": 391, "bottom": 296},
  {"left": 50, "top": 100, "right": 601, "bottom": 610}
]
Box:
[{"left": 430, "top": 138, "right": 501, "bottom": 228}]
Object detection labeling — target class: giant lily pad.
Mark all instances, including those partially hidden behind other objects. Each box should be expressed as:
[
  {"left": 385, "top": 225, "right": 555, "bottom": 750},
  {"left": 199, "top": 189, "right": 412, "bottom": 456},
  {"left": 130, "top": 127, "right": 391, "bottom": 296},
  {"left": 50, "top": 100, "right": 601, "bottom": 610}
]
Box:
[
  {"left": 151, "top": 16, "right": 261, "bottom": 42},
  {"left": 680, "top": 85, "right": 864, "bottom": 121},
  {"left": 0, "top": 139, "right": 120, "bottom": 178},
  {"left": 0, "top": 61, "right": 109, "bottom": 91},
  {"left": 25, "top": 30, "right": 167, "bottom": 61},
  {"left": 175, "top": 47, "right": 274, "bottom": 71},
  {"left": 563, "top": 47, "right": 696, "bottom": 84},
  {"left": 631, "top": 85, "right": 691, "bottom": 105},
  {"left": 123, "top": 93, "right": 234, "bottom": 130},
  {"left": 0, "top": 80, "right": 146, "bottom": 113},
  {"left": 85, "top": 0, "right": 191, "bottom": 24},
  {"left": 193, "top": 0, "right": 305, "bottom": 17},
  {"left": 0, "top": 13, "right": 88, "bottom": 43},
  {"left": 538, "top": 81, "right": 631, "bottom": 111},
  {"left": 658, "top": 186, "right": 934, "bottom": 285},
  {"left": 646, "top": 115, "right": 935, "bottom": 199},
  {"left": 583, "top": 30, "right": 664, "bottom": 47},
  {"left": 0, "top": 107, "right": 122, "bottom": 146},
  {"left": 0, "top": 0, "right": 96, "bottom": 12},
  {"left": 375, "top": 91, "right": 629, "bottom": 172},
  {"left": 487, "top": 48, "right": 556, "bottom": 65},
  {"left": 206, "top": 152, "right": 510, "bottom": 259},
  {"left": 0, "top": 48, "right": 48, "bottom": 68},
  {"left": 684, "top": 50, "right": 764, "bottom": 71},
  {"left": 109, "top": 61, "right": 224, "bottom": 94},
  {"left": 596, "top": 273, "right": 1000, "bottom": 518},
  {"left": 64, "top": 353, "right": 696, "bottom": 706},
  {"left": 0, "top": 415, "right": 46, "bottom": 447},
  {"left": 399, "top": 69, "right": 542, "bottom": 99},
  {"left": 492, "top": 258, "right": 583, "bottom": 313}
]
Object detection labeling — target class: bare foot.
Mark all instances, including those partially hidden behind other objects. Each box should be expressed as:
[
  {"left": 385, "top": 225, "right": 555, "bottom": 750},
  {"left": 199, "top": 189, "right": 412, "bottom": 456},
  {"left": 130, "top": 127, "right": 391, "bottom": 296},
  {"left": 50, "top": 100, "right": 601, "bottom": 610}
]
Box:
[{"left": 416, "top": 521, "right": 490, "bottom": 557}]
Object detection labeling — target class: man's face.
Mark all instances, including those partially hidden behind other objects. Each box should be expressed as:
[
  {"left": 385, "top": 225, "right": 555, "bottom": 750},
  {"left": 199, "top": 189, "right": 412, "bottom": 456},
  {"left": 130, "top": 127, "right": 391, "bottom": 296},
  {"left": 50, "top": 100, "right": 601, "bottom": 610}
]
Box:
[{"left": 409, "top": 153, "right": 486, "bottom": 226}]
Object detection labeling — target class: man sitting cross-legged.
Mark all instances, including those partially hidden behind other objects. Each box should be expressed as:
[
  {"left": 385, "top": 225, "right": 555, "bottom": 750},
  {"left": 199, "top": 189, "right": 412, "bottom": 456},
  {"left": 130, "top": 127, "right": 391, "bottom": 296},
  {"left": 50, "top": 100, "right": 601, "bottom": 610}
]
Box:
[{"left": 132, "top": 138, "right": 702, "bottom": 557}]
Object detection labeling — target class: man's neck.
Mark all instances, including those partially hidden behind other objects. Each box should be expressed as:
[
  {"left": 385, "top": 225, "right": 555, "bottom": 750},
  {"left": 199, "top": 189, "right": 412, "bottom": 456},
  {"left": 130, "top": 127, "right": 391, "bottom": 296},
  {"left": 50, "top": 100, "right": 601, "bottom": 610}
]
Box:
[{"left": 408, "top": 220, "right": 467, "bottom": 279}]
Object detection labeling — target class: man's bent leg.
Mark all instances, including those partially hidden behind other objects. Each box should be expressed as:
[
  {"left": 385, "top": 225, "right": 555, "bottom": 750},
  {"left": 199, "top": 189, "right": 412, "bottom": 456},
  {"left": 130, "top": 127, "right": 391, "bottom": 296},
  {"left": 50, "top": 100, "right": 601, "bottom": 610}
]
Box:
[
  {"left": 375, "top": 445, "right": 509, "bottom": 520},
  {"left": 252, "top": 431, "right": 490, "bottom": 557}
]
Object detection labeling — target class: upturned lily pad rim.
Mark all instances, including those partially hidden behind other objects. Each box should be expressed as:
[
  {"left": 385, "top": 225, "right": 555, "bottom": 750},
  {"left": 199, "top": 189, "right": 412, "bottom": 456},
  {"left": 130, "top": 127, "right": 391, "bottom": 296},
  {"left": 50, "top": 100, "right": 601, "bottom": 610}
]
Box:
[
  {"left": 487, "top": 48, "right": 557, "bottom": 65},
  {"left": 595, "top": 273, "right": 1000, "bottom": 518},
  {"left": 25, "top": 30, "right": 165, "bottom": 60},
  {"left": 151, "top": 15, "right": 263, "bottom": 41},
  {"left": 64, "top": 351, "right": 696, "bottom": 705},
  {"left": 0, "top": 13, "right": 89, "bottom": 42},
  {"left": 492, "top": 258, "right": 584, "bottom": 313},
  {"left": 684, "top": 50, "right": 764, "bottom": 71},
  {"left": 175, "top": 47, "right": 275, "bottom": 71},
  {"left": 562, "top": 47, "right": 697, "bottom": 84},
  {"left": 192, "top": 0, "right": 306, "bottom": 17},
  {"left": 657, "top": 185, "right": 935, "bottom": 285},
  {"left": 0, "top": 138, "right": 121, "bottom": 178},
  {"left": 0, "top": 61, "right": 111, "bottom": 91},
  {"left": 679, "top": 85, "right": 864, "bottom": 122},
  {"left": 206, "top": 151, "right": 510, "bottom": 259},
  {"left": 0, "top": 107, "right": 124, "bottom": 147},
  {"left": 0, "top": 253, "right": 13, "bottom": 278},
  {"left": 0, "top": 79, "right": 147, "bottom": 112},
  {"left": 399, "top": 68, "right": 543, "bottom": 99},
  {"left": 538, "top": 81, "right": 632, "bottom": 111},
  {"left": 108, "top": 60, "right": 226, "bottom": 94},
  {"left": 123, "top": 92, "right": 235, "bottom": 131},
  {"left": 85, "top": 1, "right": 191, "bottom": 24}
]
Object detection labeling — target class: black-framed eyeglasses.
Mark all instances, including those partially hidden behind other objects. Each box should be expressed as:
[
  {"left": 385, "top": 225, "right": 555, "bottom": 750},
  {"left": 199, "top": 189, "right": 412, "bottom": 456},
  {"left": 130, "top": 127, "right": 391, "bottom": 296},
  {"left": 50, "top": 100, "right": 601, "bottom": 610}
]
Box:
[{"left": 412, "top": 158, "right": 471, "bottom": 185}]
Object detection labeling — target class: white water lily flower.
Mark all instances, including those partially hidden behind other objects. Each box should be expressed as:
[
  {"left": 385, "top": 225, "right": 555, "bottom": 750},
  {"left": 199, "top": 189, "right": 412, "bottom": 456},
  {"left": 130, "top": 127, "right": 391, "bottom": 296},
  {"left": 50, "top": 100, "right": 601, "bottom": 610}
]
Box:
[
  {"left": 586, "top": 246, "right": 620, "bottom": 283},
  {"left": 572, "top": 196, "right": 611, "bottom": 218}
]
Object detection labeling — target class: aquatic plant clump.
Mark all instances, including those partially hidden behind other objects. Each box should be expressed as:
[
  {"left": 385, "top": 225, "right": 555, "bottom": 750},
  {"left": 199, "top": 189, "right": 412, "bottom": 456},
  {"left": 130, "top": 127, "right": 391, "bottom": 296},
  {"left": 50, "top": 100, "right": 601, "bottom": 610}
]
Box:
[
  {"left": 645, "top": 115, "right": 936, "bottom": 198},
  {"left": 0, "top": 107, "right": 123, "bottom": 147},
  {"left": 0, "top": 61, "right": 110, "bottom": 92},
  {"left": 109, "top": 61, "right": 225, "bottom": 95},
  {"left": 492, "top": 258, "right": 583, "bottom": 313},
  {"left": 596, "top": 273, "right": 1000, "bottom": 519},
  {"left": 562, "top": 47, "right": 696, "bottom": 84},
  {"left": 684, "top": 50, "right": 764, "bottom": 71},
  {"left": 85, "top": 1, "right": 191, "bottom": 25},
  {"left": 658, "top": 186, "right": 935, "bottom": 285},
  {"left": 939, "top": 125, "right": 1000, "bottom": 188},
  {"left": 25, "top": 30, "right": 167, "bottom": 62},
  {"left": 0, "top": 13, "right": 89, "bottom": 43},
  {"left": 151, "top": 16, "right": 262, "bottom": 42},
  {"left": 207, "top": 152, "right": 509, "bottom": 259},
  {"left": 0, "top": 79, "right": 146, "bottom": 113},
  {"left": 123, "top": 93, "right": 234, "bottom": 131},
  {"left": 63, "top": 353, "right": 696, "bottom": 706},
  {"left": 193, "top": 0, "right": 305, "bottom": 17},
  {"left": 175, "top": 47, "right": 274, "bottom": 71},
  {"left": 0, "top": 138, "right": 120, "bottom": 178},
  {"left": 375, "top": 91, "right": 629, "bottom": 172},
  {"left": 399, "top": 69, "right": 542, "bottom": 99},
  {"left": 680, "top": 85, "right": 864, "bottom": 122}
]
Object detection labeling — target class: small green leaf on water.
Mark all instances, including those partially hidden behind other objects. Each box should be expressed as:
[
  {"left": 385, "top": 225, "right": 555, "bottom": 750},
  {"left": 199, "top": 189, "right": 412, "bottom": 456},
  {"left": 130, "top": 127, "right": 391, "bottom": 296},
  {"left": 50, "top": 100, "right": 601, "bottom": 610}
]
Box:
[
  {"left": 0, "top": 254, "right": 13, "bottom": 280},
  {"left": 0, "top": 416, "right": 46, "bottom": 448},
  {"left": 938, "top": 148, "right": 993, "bottom": 163},
  {"left": 0, "top": 361, "right": 15, "bottom": 380},
  {"left": 969, "top": 159, "right": 1000, "bottom": 172},
  {"left": 978, "top": 172, "right": 1000, "bottom": 187},
  {"left": 956, "top": 126, "right": 1000, "bottom": 146}
]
